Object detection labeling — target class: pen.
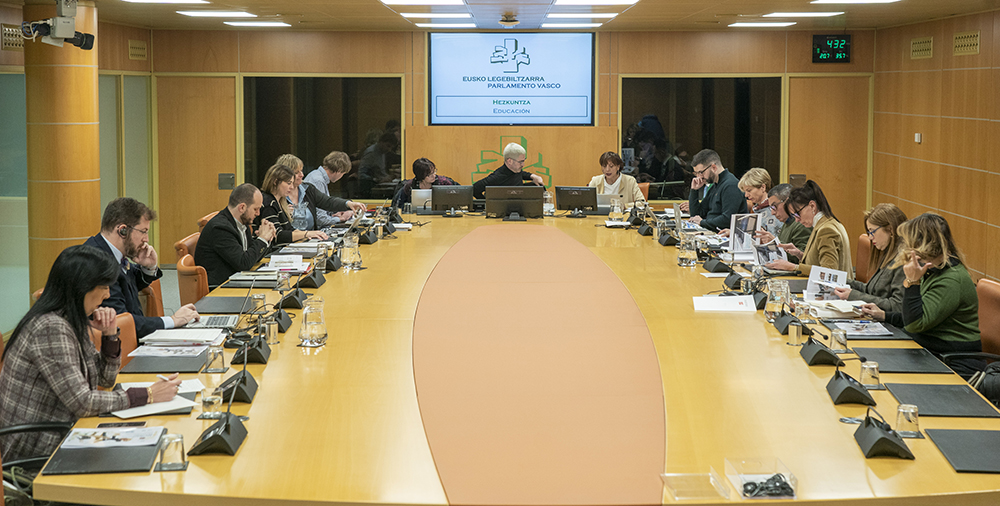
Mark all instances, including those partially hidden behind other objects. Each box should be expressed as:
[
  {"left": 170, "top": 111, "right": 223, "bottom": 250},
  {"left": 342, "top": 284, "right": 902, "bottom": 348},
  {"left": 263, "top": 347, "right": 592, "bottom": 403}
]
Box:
[{"left": 156, "top": 374, "right": 174, "bottom": 382}]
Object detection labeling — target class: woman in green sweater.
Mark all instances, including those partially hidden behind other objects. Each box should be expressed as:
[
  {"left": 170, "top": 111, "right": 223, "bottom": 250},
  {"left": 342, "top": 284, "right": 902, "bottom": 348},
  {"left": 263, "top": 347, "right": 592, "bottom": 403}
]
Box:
[
  {"left": 861, "top": 213, "right": 982, "bottom": 379},
  {"left": 833, "top": 203, "right": 907, "bottom": 312}
]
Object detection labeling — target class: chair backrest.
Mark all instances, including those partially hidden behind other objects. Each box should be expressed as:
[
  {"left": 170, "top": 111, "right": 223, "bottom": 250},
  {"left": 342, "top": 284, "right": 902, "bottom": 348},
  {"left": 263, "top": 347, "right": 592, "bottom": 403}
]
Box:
[
  {"left": 855, "top": 233, "right": 873, "bottom": 284},
  {"left": 32, "top": 287, "right": 43, "bottom": 302},
  {"left": 977, "top": 279, "right": 1000, "bottom": 356},
  {"left": 637, "top": 182, "right": 650, "bottom": 201},
  {"left": 116, "top": 313, "right": 138, "bottom": 367},
  {"left": 177, "top": 254, "right": 209, "bottom": 306},
  {"left": 140, "top": 279, "right": 165, "bottom": 317},
  {"left": 174, "top": 232, "right": 200, "bottom": 264},
  {"left": 197, "top": 211, "right": 219, "bottom": 232}
]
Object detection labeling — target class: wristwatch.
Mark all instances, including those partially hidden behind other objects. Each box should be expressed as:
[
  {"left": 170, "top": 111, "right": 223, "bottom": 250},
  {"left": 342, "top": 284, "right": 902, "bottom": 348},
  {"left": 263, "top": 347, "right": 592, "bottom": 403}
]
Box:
[{"left": 903, "top": 278, "right": 922, "bottom": 288}]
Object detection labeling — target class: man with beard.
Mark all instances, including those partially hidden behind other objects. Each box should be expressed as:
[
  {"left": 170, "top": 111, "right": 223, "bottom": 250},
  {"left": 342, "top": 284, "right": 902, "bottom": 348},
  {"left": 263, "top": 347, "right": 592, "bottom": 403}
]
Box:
[
  {"left": 85, "top": 197, "right": 201, "bottom": 338},
  {"left": 686, "top": 149, "right": 748, "bottom": 232},
  {"left": 196, "top": 184, "right": 277, "bottom": 289}
]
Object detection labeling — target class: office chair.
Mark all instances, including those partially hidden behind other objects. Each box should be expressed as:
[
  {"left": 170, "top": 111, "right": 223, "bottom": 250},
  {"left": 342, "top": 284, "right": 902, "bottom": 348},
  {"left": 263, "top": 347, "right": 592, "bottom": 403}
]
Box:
[
  {"left": 638, "top": 182, "right": 650, "bottom": 201},
  {"left": 174, "top": 232, "right": 200, "bottom": 264},
  {"left": 177, "top": 254, "right": 208, "bottom": 306},
  {"left": 197, "top": 211, "right": 218, "bottom": 232},
  {"left": 139, "top": 279, "right": 165, "bottom": 318},
  {"left": 855, "top": 234, "right": 873, "bottom": 284}
]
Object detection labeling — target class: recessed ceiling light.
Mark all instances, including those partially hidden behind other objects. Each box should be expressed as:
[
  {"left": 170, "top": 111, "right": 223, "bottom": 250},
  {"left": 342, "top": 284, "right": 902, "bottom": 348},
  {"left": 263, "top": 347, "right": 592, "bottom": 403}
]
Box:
[
  {"left": 382, "top": 0, "right": 466, "bottom": 5},
  {"left": 811, "top": 0, "right": 900, "bottom": 3},
  {"left": 224, "top": 21, "right": 290, "bottom": 27},
  {"left": 554, "top": 0, "right": 637, "bottom": 5},
  {"left": 547, "top": 13, "right": 619, "bottom": 19},
  {"left": 541, "top": 22, "right": 603, "bottom": 28},
  {"left": 764, "top": 12, "right": 844, "bottom": 17},
  {"left": 123, "top": 0, "right": 208, "bottom": 3},
  {"left": 414, "top": 23, "right": 477, "bottom": 28},
  {"left": 400, "top": 13, "right": 471, "bottom": 18},
  {"left": 178, "top": 11, "right": 257, "bottom": 17},
  {"left": 728, "top": 22, "right": 797, "bottom": 27}
]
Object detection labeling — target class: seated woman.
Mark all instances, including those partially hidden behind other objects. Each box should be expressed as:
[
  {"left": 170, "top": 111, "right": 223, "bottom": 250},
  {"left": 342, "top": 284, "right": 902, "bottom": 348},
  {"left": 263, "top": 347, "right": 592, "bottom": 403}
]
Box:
[
  {"left": 393, "top": 157, "right": 458, "bottom": 208},
  {"left": 275, "top": 154, "right": 366, "bottom": 231},
  {"left": 718, "top": 168, "right": 779, "bottom": 238},
  {"left": 833, "top": 203, "right": 907, "bottom": 312},
  {"left": 258, "top": 164, "right": 358, "bottom": 245},
  {"left": 765, "top": 180, "right": 852, "bottom": 278},
  {"left": 0, "top": 245, "right": 181, "bottom": 468},
  {"left": 860, "top": 213, "right": 982, "bottom": 379},
  {"left": 588, "top": 151, "right": 644, "bottom": 207}
]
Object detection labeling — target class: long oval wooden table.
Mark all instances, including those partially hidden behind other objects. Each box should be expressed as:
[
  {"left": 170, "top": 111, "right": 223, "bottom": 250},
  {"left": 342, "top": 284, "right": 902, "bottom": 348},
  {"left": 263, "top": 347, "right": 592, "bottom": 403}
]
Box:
[{"left": 33, "top": 216, "right": 1000, "bottom": 505}]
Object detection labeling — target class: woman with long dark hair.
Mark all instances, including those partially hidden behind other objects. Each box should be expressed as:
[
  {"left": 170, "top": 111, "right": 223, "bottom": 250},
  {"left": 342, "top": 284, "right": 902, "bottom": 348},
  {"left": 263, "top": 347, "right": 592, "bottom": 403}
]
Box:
[
  {"left": 0, "top": 245, "right": 181, "bottom": 466},
  {"left": 765, "top": 180, "right": 853, "bottom": 278}
]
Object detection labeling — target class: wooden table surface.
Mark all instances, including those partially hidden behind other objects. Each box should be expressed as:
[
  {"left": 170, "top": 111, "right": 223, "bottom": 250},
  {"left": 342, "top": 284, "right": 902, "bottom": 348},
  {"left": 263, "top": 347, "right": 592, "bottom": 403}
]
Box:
[{"left": 33, "top": 215, "right": 1000, "bottom": 505}]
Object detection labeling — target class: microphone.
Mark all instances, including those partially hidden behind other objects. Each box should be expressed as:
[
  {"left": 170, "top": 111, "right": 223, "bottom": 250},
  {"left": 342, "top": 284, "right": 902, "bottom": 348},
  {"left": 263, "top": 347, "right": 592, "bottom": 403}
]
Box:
[
  {"left": 276, "top": 270, "right": 308, "bottom": 310},
  {"left": 827, "top": 355, "right": 876, "bottom": 405},
  {"left": 773, "top": 302, "right": 813, "bottom": 336},
  {"left": 225, "top": 277, "right": 256, "bottom": 347},
  {"left": 222, "top": 339, "right": 260, "bottom": 401},
  {"left": 188, "top": 353, "right": 249, "bottom": 456}
]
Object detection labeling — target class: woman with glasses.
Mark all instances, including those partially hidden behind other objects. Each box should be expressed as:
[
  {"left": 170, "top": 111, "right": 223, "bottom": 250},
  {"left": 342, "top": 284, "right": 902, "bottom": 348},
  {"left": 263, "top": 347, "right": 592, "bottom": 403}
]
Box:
[
  {"left": 588, "top": 151, "right": 645, "bottom": 206},
  {"left": 393, "top": 157, "right": 459, "bottom": 208},
  {"left": 764, "top": 180, "right": 852, "bottom": 277},
  {"left": 859, "top": 213, "right": 982, "bottom": 379},
  {"left": 832, "top": 204, "right": 907, "bottom": 312},
  {"left": 274, "top": 154, "right": 367, "bottom": 234}
]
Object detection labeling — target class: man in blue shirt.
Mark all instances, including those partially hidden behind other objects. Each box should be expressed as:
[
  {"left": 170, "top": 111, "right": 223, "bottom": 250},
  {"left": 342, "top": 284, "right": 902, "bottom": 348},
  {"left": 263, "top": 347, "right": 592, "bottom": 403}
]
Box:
[{"left": 303, "top": 151, "right": 355, "bottom": 227}]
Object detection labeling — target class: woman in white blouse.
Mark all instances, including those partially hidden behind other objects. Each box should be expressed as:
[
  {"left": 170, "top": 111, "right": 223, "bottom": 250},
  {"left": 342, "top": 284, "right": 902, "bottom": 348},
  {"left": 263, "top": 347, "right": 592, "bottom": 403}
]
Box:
[{"left": 588, "top": 151, "right": 644, "bottom": 206}]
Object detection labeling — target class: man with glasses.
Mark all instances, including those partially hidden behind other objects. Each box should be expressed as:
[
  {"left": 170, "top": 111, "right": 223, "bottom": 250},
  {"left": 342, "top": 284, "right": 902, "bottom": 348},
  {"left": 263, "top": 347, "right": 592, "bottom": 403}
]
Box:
[
  {"left": 754, "top": 184, "right": 811, "bottom": 264},
  {"left": 686, "top": 149, "right": 747, "bottom": 231},
  {"left": 84, "top": 197, "right": 200, "bottom": 338},
  {"left": 473, "top": 142, "right": 545, "bottom": 199}
]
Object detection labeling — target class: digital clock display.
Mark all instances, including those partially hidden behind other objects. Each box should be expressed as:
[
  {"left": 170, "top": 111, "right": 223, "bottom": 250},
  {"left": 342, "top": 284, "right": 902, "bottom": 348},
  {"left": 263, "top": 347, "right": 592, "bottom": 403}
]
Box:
[{"left": 813, "top": 35, "right": 851, "bottom": 63}]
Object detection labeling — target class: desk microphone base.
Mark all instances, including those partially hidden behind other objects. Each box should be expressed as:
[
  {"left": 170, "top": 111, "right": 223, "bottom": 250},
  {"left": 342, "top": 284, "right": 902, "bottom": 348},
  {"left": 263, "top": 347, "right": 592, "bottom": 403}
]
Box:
[
  {"left": 232, "top": 338, "right": 270, "bottom": 365},
  {"left": 275, "top": 289, "right": 307, "bottom": 310},
  {"left": 800, "top": 338, "right": 845, "bottom": 366},
  {"left": 827, "top": 370, "right": 876, "bottom": 405},
  {"left": 219, "top": 370, "right": 258, "bottom": 403},
  {"left": 187, "top": 413, "right": 247, "bottom": 456}
]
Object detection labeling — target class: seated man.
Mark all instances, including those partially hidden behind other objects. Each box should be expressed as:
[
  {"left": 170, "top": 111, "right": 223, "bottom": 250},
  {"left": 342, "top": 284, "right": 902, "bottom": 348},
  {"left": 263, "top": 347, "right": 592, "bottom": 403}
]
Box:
[
  {"left": 196, "top": 184, "right": 278, "bottom": 289},
  {"left": 687, "top": 149, "right": 747, "bottom": 232},
  {"left": 303, "top": 151, "right": 355, "bottom": 228},
  {"left": 472, "top": 142, "right": 544, "bottom": 199},
  {"left": 84, "top": 197, "right": 199, "bottom": 338}
]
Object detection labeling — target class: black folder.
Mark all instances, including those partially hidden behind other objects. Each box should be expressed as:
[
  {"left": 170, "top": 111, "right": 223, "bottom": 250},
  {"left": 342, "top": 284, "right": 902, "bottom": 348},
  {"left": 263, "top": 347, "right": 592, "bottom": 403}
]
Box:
[
  {"left": 42, "top": 431, "right": 164, "bottom": 475},
  {"left": 885, "top": 383, "right": 1000, "bottom": 418},
  {"left": 194, "top": 296, "right": 257, "bottom": 314},
  {"left": 786, "top": 279, "right": 808, "bottom": 294},
  {"left": 120, "top": 351, "right": 207, "bottom": 374},
  {"left": 926, "top": 429, "right": 1000, "bottom": 473},
  {"left": 851, "top": 347, "right": 952, "bottom": 373},
  {"left": 821, "top": 321, "right": 913, "bottom": 341}
]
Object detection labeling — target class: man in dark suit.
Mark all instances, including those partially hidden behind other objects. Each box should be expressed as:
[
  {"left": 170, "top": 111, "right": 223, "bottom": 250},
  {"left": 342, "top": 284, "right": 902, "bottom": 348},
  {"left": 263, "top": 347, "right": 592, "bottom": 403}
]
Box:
[
  {"left": 686, "top": 149, "right": 748, "bottom": 232},
  {"left": 472, "top": 142, "right": 544, "bottom": 199},
  {"left": 196, "top": 183, "right": 277, "bottom": 288},
  {"left": 84, "top": 198, "right": 200, "bottom": 339}
]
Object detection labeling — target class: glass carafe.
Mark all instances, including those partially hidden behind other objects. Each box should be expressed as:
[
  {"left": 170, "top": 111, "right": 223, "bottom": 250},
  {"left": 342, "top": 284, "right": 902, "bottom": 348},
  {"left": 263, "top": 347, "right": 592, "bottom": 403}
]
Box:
[{"left": 299, "top": 296, "right": 327, "bottom": 347}]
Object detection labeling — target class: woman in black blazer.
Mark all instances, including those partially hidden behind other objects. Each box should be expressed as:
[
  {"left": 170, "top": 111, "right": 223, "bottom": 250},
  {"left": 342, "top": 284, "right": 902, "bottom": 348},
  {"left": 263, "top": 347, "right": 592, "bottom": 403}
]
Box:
[{"left": 256, "top": 163, "right": 362, "bottom": 245}]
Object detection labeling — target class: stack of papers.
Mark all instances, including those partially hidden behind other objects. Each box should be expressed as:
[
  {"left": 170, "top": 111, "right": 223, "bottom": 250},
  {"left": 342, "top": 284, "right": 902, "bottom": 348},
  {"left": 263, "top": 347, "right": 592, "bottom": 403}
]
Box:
[
  {"left": 692, "top": 295, "right": 758, "bottom": 312},
  {"left": 61, "top": 427, "right": 165, "bottom": 449},
  {"left": 806, "top": 299, "right": 864, "bottom": 319},
  {"left": 140, "top": 328, "right": 224, "bottom": 346},
  {"left": 259, "top": 254, "right": 311, "bottom": 272},
  {"left": 111, "top": 397, "right": 198, "bottom": 419},
  {"left": 824, "top": 320, "right": 893, "bottom": 336},
  {"left": 120, "top": 379, "right": 206, "bottom": 394}
]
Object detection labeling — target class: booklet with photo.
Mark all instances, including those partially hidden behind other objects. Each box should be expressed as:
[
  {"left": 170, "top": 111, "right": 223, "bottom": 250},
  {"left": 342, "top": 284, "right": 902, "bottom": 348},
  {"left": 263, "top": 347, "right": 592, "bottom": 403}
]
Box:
[
  {"left": 727, "top": 213, "right": 760, "bottom": 253},
  {"left": 61, "top": 427, "right": 165, "bottom": 449},
  {"left": 804, "top": 266, "right": 849, "bottom": 301},
  {"left": 753, "top": 238, "right": 787, "bottom": 265}
]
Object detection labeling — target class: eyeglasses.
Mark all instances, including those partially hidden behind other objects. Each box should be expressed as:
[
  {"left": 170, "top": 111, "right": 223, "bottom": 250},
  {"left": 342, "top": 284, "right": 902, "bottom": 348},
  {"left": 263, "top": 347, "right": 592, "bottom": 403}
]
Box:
[
  {"left": 866, "top": 225, "right": 883, "bottom": 238},
  {"left": 126, "top": 226, "right": 149, "bottom": 237},
  {"left": 790, "top": 205, "right": 806, "bottom": 220},
  {"left": 694, "top": 163, "right": 712, "bottom": 176}
]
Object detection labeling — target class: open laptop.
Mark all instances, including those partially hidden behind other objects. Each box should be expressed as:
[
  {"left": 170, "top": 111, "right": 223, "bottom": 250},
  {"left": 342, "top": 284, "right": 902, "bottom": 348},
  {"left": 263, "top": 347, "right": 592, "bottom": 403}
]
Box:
[{"left": 596, "top": 193, "right": 624, "bottom": 208}]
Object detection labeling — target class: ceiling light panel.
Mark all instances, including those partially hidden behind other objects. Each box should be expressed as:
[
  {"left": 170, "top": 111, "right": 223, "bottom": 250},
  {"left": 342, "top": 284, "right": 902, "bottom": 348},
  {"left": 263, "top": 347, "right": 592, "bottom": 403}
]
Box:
[
  {"left": 728, "top": 22, "right": 797, "bottom": 27},
  {"left": 224, "top": 21, "right": 290, "bottom": 27},
  {"left": 763, "top": 12, "right": 845, "bottom": 17},
  {"left": 178, "top": 11, "right": 257, "bottom": 17}
]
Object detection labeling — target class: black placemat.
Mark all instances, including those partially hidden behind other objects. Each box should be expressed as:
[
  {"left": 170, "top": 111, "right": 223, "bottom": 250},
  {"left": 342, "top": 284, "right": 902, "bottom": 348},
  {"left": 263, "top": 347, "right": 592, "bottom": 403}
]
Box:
[
  {"left": 120, "top": 351, "right": 207, "bottom": 374},
  {"left": 42, "top": 431, "right": 163, "bottom": 475},
  {"left": 786, "top": 279, "right": 808, "bottom": 294},
  {"left": 194, "top": 296, "right": 256, "bottom": 314},
  {"left": 821, "top": 321, "right": 913, "bottom": 341},
  {"left": 885, "top": 383, "right": 1000, "bottom": 418},
  {"left": 220, "top": 279, "right": 278, "bottom": 289},
  {"left": 851, "top": 347, "right": 952, "bottom": 373},
  {"left": 926, "top": 429, "right": 1000, "bottom": 473}
]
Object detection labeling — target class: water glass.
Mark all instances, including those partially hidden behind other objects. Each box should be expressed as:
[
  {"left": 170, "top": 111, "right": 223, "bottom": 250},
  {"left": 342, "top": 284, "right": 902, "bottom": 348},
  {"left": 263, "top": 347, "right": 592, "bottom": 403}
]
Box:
[
  {"left": 200, "top": 387, "right": 224, "bottom": 419},
  {"left": 314, "top": 248, "right": 328, "bottom": 274},
  {"left": 342, "top": 232, "right": 362, "bottom": 271},
  {"left": 156, "top": 433, "right": 187, "bottom": 472},
  {"left": 250, "top": 293, "right": 266, "bottom": 314},
  {"left": 402, "top": 202, "right": 412, "bottom": 214},
  {"left": 609, "top": 198, "right": 624, "bottom": 222},
  {"left": 275, "top": 272, "right": 291, "bottom": 292},
  {"left": 299, "top": 296, "right": 328, "bottom": 347},
  {"left": 764, "top": 279, "right": 789, "bottom": 321},
  {"left": 860, "top": 361, "right": 881, "bottom": 388},
  {"left": 830, "top": 328, "right": 848, "bottom": 353},
  {"left": 895, "top": 404, "right": 921, "bottom": 438},
  {"left": 203, "top": 344, "right": 227, "bottom": 373},
  {"left": 677, "top": 235, "right": 698, "bottom": 267},
  {"left": 794, "top": 300, "right": 813, "bottom": 324}
]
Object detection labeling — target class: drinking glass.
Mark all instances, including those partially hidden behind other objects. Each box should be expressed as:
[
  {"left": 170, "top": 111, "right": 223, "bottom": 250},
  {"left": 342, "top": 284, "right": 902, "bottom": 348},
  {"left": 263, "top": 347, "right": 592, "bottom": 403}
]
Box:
[
  {"left": 200, "top": 387, "right": 224, "bottom": 419},
  {"left": 313, "top": 248, "right": 328, "bottom": 274},
  {"left": 342, "top": 232, "right": 362, "bottom": 271},
  {"left": 299, "top": 296, "right": 328, "bottom": 347},
  {"left": 609, "top": 198, "right": 624, "bottom": 221},
  {"left": 895, "top": 404, "right": 921, "bottom": 438},
  {"left": 250, "top": 293, "right": 266, "bottom": 314},
  {"left": 860, "top": 361, "right": 881, "bottom": 389},
  {"left": 275, "top": 272, "right": 291, "bottom": 292},
  {"left": 203, "top": 344, "right": 227, "bottom": 373},
  {"left": 764, "top": 279, "right": 789, "bottom": 321},
  {"left": 156, "top": 433, "right": 187, "bottom": 472},
  {"left": 830, "top": 329, "right": 848, "bottom": 353},
  {"left": 677, "top": 235, "right": 698, "bottom": 267}
]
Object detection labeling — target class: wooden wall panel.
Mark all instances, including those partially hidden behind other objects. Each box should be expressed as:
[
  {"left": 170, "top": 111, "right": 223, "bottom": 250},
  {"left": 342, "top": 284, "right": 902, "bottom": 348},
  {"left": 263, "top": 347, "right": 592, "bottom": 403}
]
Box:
[
  {"left": 156, "top": 76, "right": 235, "bottom": 253},
  {"left": 239, "top": 32, "right": 407, "bottom": 74},
  {"left": 874, "top": 9, "right": 1000, "bottom": 280},
  {"left": 615, "top": 32, "right": 786, "bottom": 74},
  {"left": 405, "top": 126, "right": 617, "bottom": 187},
  {"left": 151, "top": 30, "right": 238, "bottom": 73},
  {"left": 98, "top": 22, "right": 151, "bottom": 72},
  {"left": 788, "top": 76, "right": 870, "bottom": 258},
  {"left": 785, "top": 30, "right": 875, "bottom": 73},
  {"left": 0, "top": 4, "right": 24, "bottom": 67}
]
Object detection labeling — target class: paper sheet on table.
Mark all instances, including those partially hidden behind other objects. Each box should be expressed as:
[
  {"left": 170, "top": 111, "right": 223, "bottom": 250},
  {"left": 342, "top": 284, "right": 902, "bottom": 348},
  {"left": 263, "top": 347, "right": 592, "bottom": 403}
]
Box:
[
  {"left": 111, "top": 396, "right": 197, "bottom": 419},
  {"left": 140, "top": 328, "right": 223, "bottom": 345},
  {"left": 692, "top": 295, "right": 758, "bottom": 312},
  {"left": 605, "top": 220, "right": 629, "bottom": 228},
  {"left": 128, "top": 346, "right": 207, "bottom": 358},
  {"left": 119, "top": 379, "right": 206, "bottom": 395},
  {"left": 61, "top": 427, "right": 165, "bottom": 449},
  {"left": 394, "top": 223, "right": 413, "bottom": 230}
]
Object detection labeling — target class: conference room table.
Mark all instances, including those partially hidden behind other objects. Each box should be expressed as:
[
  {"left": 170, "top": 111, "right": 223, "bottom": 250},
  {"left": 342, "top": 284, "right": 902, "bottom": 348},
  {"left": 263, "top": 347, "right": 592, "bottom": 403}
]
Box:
[{"left": 33, "top": 214, "right": 1000, "bottom": 505}]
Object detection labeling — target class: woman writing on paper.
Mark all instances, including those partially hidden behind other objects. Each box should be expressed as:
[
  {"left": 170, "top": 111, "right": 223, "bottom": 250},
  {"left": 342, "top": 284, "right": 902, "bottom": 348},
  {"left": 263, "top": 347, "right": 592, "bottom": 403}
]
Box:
[
  {"left": 832, "top": 204, "right": 907, "bottom": 312},
  {"left": 588, "top": 151, "right": 645, "bottom": 207},
  {"left": 764, "top": 180, "right": 853, "bottom": 278},
  {"left": 0, "top": 245, "right": 181, "bottom": 468},
  {"left": 860, "top": 213, "right": 982, "bottom": 379}
]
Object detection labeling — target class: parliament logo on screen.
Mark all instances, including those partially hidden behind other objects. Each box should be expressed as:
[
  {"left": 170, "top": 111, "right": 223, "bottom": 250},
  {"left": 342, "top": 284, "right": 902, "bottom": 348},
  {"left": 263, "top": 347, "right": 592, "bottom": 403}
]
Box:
[{"left": 490, "top": 38, "right": 530, "bottom": 73}]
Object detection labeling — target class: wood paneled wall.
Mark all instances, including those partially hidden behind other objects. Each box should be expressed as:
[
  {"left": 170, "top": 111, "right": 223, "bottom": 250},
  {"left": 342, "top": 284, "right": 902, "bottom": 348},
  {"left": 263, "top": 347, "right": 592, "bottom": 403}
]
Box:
[
  {"left": 97, "top": 22, "right": 150, "bottom": 72},
  {"left": 874, "top": 11, "right": 1000, "bottom": 281}
]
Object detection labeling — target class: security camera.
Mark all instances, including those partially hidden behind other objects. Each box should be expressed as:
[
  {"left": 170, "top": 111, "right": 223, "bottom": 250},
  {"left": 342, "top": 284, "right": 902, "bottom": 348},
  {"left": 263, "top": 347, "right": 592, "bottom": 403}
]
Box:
[{"left": 20, "top": 0, "right": 95, "bottom": 50}]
